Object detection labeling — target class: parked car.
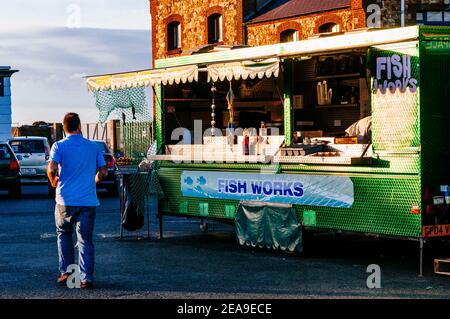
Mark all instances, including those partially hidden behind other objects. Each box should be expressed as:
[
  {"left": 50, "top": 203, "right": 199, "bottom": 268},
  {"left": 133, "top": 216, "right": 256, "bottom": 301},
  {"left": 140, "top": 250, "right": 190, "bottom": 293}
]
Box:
[
  {"left": 93, "top": 140, "right": 118, "bottom": 196},
  {"left": 8, "top": 136, "right": 50, "bottom": 181},
  {"left": 8, "top": 136, "right": 54, "bottom": 196},
  {"left": 0, "top": 142, "right": 22, "bottom": 198}
]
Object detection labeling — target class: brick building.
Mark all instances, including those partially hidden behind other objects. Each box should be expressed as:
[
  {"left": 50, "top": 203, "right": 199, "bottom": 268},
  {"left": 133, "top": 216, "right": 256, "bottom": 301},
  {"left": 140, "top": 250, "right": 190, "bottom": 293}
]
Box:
[
  {"left": 363, "top": 0, "right": 450, "bottom": 28},
  {"left": 150, "top": 0, "right": 244, "bottom": 62},
  {"left": 245, "top": 0, "right": 366, "bottom": 46},
  {"left": 149, "top": 0, "right": 367, "bottom": 62},
  {"left": 409, "top": 0, "right": 450, "bottom": 26},
  {"left": 149, "top": 1, "right": 450, "bottom": 63}
]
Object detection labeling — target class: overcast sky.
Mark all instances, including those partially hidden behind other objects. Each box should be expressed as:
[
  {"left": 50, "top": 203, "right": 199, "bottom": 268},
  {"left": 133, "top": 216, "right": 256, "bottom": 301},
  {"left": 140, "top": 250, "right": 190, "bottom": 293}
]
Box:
[{"left": 0, "top": 0, "right": 152, "bottom": 125}]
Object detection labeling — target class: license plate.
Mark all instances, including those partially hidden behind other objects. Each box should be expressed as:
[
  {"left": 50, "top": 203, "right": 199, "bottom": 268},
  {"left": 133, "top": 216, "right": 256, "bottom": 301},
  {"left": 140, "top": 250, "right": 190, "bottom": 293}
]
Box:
[
  {"left": 433, "top": 196, "right": 445, "bottom": 205},
  {"left": 422, "top": 224, "right": 450, "bottom": 238},
  {"left": 22, "top": 168, "right": 36, "bottom": 175}
]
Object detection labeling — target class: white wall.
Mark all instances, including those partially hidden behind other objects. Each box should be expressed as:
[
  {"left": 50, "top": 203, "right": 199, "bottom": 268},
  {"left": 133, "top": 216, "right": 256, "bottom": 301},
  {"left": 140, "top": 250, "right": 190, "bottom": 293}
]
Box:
[{"left": 0, "top": 77, "right": 12, "bottom": 142}]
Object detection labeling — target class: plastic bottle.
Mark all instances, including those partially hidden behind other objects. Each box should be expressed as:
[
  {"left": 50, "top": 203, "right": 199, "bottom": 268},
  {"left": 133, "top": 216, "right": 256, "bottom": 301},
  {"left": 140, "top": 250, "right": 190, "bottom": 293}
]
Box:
[{"left": 243, "top": 130, "right": 250, "bottom": 156}]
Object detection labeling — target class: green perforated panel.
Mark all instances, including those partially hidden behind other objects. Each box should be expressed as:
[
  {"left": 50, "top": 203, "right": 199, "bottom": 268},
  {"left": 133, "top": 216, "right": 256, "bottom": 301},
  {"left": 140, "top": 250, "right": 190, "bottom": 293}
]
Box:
[
  {"left": 225, "top": 205, "right": 237, "bottom": 219},
  {"left": 154, "top": 85, "right": 164, "bottom": 148},
  {"left": 419, "top": 33, "right": 450, "bottom": 195},
  {"left": 292, "top": 173, "right": 421, "bottom": 237},
  {"left": 158, "top": 166, "right": 422, "bottom": 238},
  {"left": 283, "top": 60, "right": 293, "bottom": 145},
  {"left": 419, "top": 26, "right": 450, "bottom": 41},
  {"left": 369, "top": 43, "right": 421, "bottom": 151}
]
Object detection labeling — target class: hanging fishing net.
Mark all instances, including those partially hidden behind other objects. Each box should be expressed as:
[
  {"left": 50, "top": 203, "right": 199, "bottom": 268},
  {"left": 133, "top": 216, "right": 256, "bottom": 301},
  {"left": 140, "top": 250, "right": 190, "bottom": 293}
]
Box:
[
  {"left": 94, "top": 87, "right": 152, "bottom": 159},
  {"left": 94, "top": 87, "right": 147, "bottom": 123},
  {"left": 93, "top": 86, "right": 164, "bottom": 232}
]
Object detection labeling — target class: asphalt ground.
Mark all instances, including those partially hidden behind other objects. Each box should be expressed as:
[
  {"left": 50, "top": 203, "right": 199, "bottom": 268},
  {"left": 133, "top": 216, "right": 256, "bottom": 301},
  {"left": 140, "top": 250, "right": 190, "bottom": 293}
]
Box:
[{"left": 0, "top": 185, "right": 449, "bottom": 299}]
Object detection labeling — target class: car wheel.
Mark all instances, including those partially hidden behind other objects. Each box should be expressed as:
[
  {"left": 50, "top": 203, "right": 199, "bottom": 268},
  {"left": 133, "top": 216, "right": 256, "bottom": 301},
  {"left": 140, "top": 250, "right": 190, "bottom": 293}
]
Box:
[{"left": 8, "top": 184, "right": 22, "bottom": 199}]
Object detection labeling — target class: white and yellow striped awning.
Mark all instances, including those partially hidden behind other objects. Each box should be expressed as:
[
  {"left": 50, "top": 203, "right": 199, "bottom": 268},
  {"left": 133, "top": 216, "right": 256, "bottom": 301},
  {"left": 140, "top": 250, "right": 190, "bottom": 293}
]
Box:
[
  {"left": 86, "top": 26, "right": 421, "bottom": 92},
  {"left": 86, "top": 58, "right": 280, "bottom": 92},
  {"left": 207, "top": 58, "right": 279, "bottom": 82},
  {"left": 86, "top": 65, "right": 199, "bottom": 92}
]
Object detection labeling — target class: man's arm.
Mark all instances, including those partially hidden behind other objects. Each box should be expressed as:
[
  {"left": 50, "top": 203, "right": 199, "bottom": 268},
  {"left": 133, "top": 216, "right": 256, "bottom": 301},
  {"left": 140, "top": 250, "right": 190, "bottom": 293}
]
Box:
[
  {"left": 96, "top": 166, "right": 108, "bottom": 184},
  {"left": 47, "top": 160, "right": 59, "bottom": 188}
]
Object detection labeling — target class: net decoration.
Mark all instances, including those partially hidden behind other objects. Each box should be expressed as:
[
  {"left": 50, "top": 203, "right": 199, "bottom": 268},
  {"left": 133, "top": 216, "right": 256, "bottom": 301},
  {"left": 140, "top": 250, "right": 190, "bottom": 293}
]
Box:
[
  {"left": 94, "top": 87, "right": 153, "bottom": 159},
  {"left": 138, "top": 141, "right": 164, "bottom": 199},
  {"left": 94, "top": 87, "right": 149, "bottom": 124},
  {"left": 93, "top": 87, "right": 161, "bottom": 231}
]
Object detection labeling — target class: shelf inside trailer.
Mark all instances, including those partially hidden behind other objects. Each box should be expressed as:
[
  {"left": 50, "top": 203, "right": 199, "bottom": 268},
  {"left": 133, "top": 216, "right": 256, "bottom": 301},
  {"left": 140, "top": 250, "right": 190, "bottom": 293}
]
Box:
[
  {"left": 164, "top": 98, "right": 282, "bottom": 108},
  {"left": 272, "top": 155, "right": 372, "bottom": 165},
  {"left": 148, "top": 154, "right": 271, "bottom": 163},
  {"left": 315, "top": 73, "right": 361, "bottom": 80},
  {"left": 315, "top": 103, "right": 359, "bottom": 109}
]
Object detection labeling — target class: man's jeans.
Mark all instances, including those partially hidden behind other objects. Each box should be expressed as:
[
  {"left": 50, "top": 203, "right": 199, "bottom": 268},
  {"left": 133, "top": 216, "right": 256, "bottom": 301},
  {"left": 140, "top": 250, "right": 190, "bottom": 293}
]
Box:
[{"left": 55, "top": 204, "right": 96, "bottom": 282}]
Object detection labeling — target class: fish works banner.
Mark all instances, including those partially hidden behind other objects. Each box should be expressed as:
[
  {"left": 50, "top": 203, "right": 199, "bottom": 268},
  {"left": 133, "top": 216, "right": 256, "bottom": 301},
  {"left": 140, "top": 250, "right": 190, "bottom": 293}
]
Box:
[{"left": 181, "top": 171, "right": 354, "bottom": 208}]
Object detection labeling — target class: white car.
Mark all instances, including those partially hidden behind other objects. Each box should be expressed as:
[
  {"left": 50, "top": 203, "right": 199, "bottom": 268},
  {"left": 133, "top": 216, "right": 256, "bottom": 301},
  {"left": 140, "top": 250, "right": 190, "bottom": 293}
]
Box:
[{"left": 8, "top": 136, "right": 50, "bottom": 182}]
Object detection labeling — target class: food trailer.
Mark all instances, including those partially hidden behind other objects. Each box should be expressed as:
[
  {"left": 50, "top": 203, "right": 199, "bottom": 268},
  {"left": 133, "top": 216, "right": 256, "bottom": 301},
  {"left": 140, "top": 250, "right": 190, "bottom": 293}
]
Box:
[{"left": 86, "top": 26, "right": 450, "bottom": 274}]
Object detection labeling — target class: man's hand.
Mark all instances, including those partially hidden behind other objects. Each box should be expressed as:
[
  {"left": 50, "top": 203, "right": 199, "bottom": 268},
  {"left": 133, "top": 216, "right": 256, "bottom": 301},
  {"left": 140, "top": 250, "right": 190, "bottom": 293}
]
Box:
[
  {"left": 47, "top": 160, "right": 59, "bottom": 188},
  {"left": 95, "top": 166, "right": 108, "bottom": 184}
]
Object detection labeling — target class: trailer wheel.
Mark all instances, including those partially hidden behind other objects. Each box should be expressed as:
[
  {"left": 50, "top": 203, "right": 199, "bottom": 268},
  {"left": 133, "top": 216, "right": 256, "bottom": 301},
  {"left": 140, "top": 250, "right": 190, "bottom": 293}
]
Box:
[{"left": 200, "top": 220, "right": 208, "bottom": 232}]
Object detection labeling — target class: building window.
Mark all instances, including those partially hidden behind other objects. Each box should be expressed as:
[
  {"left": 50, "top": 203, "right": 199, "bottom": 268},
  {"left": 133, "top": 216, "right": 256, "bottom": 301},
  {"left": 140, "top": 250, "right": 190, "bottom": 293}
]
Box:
[
  {"left": 416, "top": 12, "right": 424, "bottom": 22},
  {"left": 427, "top": 11, "right": 443, "bottom": 22},
  {"left": 208, "top": 14, "right": 223, "bottom": 44},
  {"left": 415, "top": 11, "right": 450, "bottom": 25},
  {"left": 167, "top": 21, "right": 181, "bottom": 51},
  {"left": 318, "top": 23, "right": 340, "bottom": 33},
  {"left": 280, "top": 29, "right": 298, "bottom": 43}
]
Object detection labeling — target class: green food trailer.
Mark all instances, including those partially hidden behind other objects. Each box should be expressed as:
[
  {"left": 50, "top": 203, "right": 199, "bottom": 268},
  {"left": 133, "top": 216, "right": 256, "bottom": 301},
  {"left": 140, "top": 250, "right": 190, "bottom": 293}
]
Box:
[{"left": 87, "top": 26, "right": 450, "bottom": 275}]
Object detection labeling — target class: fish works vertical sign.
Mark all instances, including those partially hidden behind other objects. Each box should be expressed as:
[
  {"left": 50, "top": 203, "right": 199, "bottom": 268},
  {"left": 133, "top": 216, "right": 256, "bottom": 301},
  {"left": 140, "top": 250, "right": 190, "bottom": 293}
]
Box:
[
  {"left": 369, "top": 47, "right": 420, "bottom": 150},
  {"left": 373, "top": 52, "right": 419, "bottom": 94},
  {"left": 181, "top": 171, "right": 354, "bottom": 208}
]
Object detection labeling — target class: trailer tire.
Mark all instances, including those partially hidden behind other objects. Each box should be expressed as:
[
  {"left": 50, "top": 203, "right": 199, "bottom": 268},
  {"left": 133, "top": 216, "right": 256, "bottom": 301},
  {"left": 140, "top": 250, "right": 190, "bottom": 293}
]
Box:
[{"left": 200, "top": 221, "right": 208, "bottom": 232}]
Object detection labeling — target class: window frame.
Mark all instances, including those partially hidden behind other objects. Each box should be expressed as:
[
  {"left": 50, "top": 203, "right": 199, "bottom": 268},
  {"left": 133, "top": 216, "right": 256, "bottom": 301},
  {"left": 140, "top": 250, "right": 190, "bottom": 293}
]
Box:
[
  {"left": 280, "top": 29, "right": 299, "bottom": 43},
  {"left": 318, "top": 23, "right": 340, "bottom": 34},
  {"left": 207, "top": 13, "right": 223, "bottom": 44},
  {"left": 167, "top": 20, "right": 181, "bottom": 52}
]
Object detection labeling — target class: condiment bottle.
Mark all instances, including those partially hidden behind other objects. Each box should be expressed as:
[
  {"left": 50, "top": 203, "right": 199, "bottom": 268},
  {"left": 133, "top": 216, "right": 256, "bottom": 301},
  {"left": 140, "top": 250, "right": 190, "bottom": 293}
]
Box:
[{"left": 243, "top": 129, "right": 249, "bottom": 155}]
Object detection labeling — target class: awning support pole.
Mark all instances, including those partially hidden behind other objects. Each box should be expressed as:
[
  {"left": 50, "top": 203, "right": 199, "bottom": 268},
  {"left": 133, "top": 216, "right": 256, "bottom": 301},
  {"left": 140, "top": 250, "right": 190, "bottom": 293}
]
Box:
[
  {"left": 419, "top": 238, "right": 424, "bottom": 277},
  {"left": 152, "top": 85, "right": 165, "bottom": 148},
  {"left": 283, "top": 60, "right": 294, "bottom": 146},
  {"left": 401, "top": 0, "right": 406, "bottom": 27}
]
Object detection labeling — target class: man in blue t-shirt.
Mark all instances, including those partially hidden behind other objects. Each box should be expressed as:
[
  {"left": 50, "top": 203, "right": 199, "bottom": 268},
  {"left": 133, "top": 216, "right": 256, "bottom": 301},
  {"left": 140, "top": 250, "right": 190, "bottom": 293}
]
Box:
[{"left": 47, "top": 113, "right": 107, "bottom": 289}]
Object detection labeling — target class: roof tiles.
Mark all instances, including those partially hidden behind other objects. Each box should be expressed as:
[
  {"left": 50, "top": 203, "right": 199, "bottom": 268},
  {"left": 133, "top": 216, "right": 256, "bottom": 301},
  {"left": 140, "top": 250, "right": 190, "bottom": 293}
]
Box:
[{"left": 248, "top": 0, "right": 352, "bottom": 24}]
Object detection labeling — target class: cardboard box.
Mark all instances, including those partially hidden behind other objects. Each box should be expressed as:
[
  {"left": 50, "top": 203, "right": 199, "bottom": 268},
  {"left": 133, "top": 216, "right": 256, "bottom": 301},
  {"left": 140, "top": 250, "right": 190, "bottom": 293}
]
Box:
[{"left": 335, "top": 136, "right": 358, "bottom": 144}]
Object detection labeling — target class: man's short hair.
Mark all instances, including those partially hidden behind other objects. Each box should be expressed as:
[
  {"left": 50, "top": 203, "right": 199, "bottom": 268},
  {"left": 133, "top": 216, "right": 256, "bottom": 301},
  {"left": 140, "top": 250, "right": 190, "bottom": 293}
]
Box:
[{"left": 63, "top": 113, "right": 81, "bottom": 133}]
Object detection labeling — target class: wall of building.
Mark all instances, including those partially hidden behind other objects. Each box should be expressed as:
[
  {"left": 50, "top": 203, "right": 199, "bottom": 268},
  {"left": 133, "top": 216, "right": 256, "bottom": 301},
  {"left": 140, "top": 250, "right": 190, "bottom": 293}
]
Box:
[
  {"left": 149, "top": 0, "right": 450, "bottom": 62},
  {"left": 246, "top": 7, "right": 366, "bottom": 46},
  {"left": 363, "top": 0, "right": 398, "bottom": 28},
  {"left": 150, "top": 0, "right": 243, "bottom": 62},
  {"left": 0, "top": 73, "right": 12, "bottom": 142}
]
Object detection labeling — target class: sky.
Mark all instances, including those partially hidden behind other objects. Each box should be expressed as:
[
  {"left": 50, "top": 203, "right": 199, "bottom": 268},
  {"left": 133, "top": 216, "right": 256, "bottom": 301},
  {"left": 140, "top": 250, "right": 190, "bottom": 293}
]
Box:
[{"left": 0, "top": 0, "right": 153, "bottom": 125}]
